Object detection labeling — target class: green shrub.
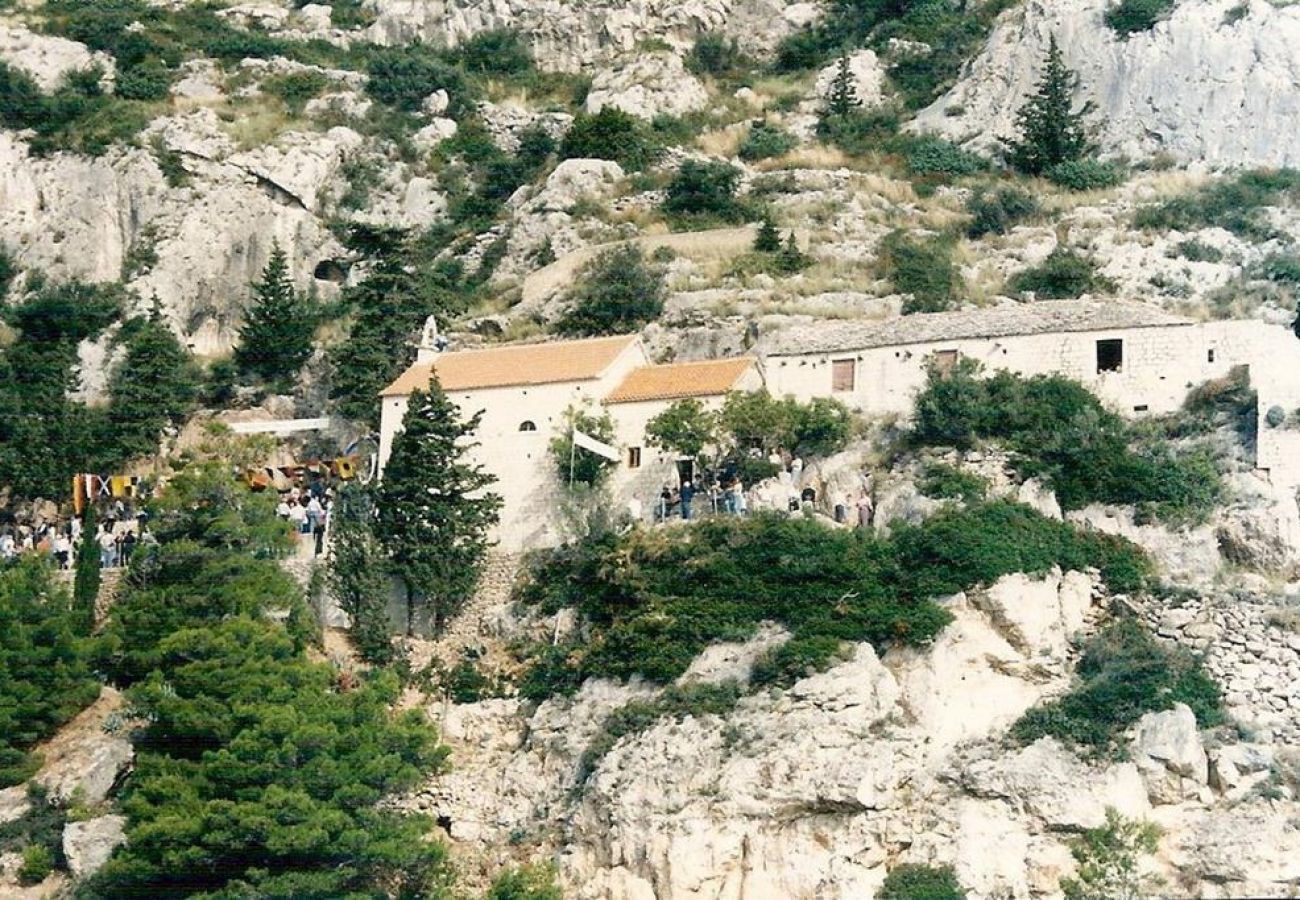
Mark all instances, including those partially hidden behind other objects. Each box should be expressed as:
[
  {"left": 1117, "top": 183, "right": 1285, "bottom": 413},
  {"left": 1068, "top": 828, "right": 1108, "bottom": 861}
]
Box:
[
  {"left": 1012, "top": 618, "right": 1222, "bottom": 753},
  {"left": 739, "top": 120, "right": 797, "bottom": 161},
  {"left": 560, "top": 106, "right": 662, "bottom": 171},
  {"left": 662, "top": 159, "right": 747, "bottom": 226},
  {"left": 365, "top": 45, "right": 474, "bottom": 114},
  {"left": 917, "top": 462, "right": 987, "bottom": 502},
  {"left": 18, "top": 843, "right": 54, "bottom": 885},
  {"left": 965, "top": 185, "right": 1039, "bottom": 238},
  {"left": 1047, "top": 158, "right": 1126, "bottom": 191},
  {"left": 1171, "top": 239, "right": 1224, "bottom": 263},
  {"left": 488, "top": 863, "right": 564, "bottom": 900},
  {"left": 1061, "top": 809, "right": 1163, "bottom": 900},
  {"left": 452, "top": 29, "right": 533, "bottom": 75},
  {"left": 1009, "top": 247, "right": 1114, "bottom": 299},
  {"left": 880, "top": 863, "right": 966, "bottom": 900},
  {"left": 750, "top": 635, "right": 850, "bottom": 689},
  {"left": 910, "top": 362, "right": 1223, "bottom": 523},
  {"left": 0, "top": 785, "right": 68, "bottom": 872},
  {"left": 115, "top": 59, "right": 172, "bottom": 100},
  {"left": 1105, "top": 0, "right": 1177, "bottom": 35},
  {"left": 901, "top": 135, "right": 988, "bottom": 178},
  {"left": 515, "top": 501, "right": 1148, "bottom": 696},
  {"left": 262, "top": 69, "right": 332, "bottom": 114},
  {"left": 445, "top": 657, "right": 493, "bottom": 704},
  {"left": 879, "top": 230, "right": 959, "bottom": 313},
  {"left": 555, "top": 245, "right": 665, "bottom": 337},
  {"left": 1133, "top": 169, "right": 1300, "bottom": 240},
  {"left": 687, "top": 33, "right": 749, "bottom": 77},
  {"left": 1254, "top": 252, "right": 1300, "bottom": 284},
  {"left": 818, "top": 106, "right": 902, "bottom": 155}
]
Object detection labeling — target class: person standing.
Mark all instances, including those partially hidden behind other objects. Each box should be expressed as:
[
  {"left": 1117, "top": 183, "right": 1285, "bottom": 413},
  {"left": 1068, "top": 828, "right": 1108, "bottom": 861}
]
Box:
[
  {"left": 98, "top": 526, "right": 118, "bottom": 568},
  {"left": 52, "top": 531, "right": 71, "bottom": 570},
  {"left": 306, "top": 495, "right": 324, "bottom": 537},
  {"left": 679, "top": 480, "right": 695, "bottom": 521},
  {"left": 121, "top": 530, "right": 138, "bottom": 566},
  {"left": 856, "top": 492, "right": 874, "bottom": 529}
]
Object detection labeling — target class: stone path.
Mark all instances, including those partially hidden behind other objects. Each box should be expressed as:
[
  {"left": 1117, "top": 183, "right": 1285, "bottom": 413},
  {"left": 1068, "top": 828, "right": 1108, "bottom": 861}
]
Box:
[{"left": 406, "top": 552, "right": 523, "bottom": 673}]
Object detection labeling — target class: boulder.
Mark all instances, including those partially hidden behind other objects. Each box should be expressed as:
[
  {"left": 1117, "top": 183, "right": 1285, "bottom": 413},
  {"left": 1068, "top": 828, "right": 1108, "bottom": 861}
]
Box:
[
  {"left": 62, "top": 815, "right": 127, "bottom": 878},
  {"left": 1130, "top": 703, "right": 1208, "bottom": 804},
  {"left": 412, "top": 118, "right": 459, "bottom": 152},
  {"left": 585, "top": 54, "right": 708, "bottom": 120},
  {"left": 37, "top": 734, "right": 133, "bottom": 806},
  {"left": 961, "top": 737, "right": 1150, "bottom": 830},
  {"left": 1208, "top": 742, "right": 1273, "bottom": 794},
  {"left": 969, "top": 568, "right": 1093, "bottom": 658},
  {"left": 0, "top": 23, "right": 114, "bottom": 93},
  {"left": 1167, "top": 803, "right": 1300, "bottom": 887},
  {"left": 527, "top": 159, "right": 625, "bottom": 212},
  {"left": 0, "top": 786, "right": 30, "bottom": 827},
  {"left": 812, "top": 50, "right": 887, "bottom": 110},
  {"left": 676, "top": 623, "right": 790, "bottom": 687}
]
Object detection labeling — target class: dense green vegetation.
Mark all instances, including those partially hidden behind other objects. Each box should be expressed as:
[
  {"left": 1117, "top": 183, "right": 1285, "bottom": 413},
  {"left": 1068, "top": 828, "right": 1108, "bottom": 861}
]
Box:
[
  {"left": 555, "top": 245, "right": 666, "bottom": 337},
  {"left": 0, "top": 278, "right": 195, "bottom": 501},
  {"left": 880, "top": 864, "right": 967, "bottom": 900},
  {"left": 965, "top": 185, "right": 1040, "bottom": 238},
  {"left": 0, "top": 559, "right": 100, "bottom": 787},
  {"left": 911, "top": 362, "right": 1223, "bottom": 523},
  {"left": 879, "top": 230, "right": 959, "bottom": 313},
  {"left": 549, "top": 406, "right": 618, "bottom": 486},
  {"left": 1012, "top": 618, "right": 1222, "bottom": 753},
  {"left": 662, "top": 159, "right": 748, "bottom": 227},
  {"left": 1008, "top": 247, "right": 1115, "bottom": 299},
  {"left": 1003, "top": 37, "right": 1095, "bottom": 176},
  {"left": 1105, "top": 0, "right": 1178, "bottom": 35},
  {"left": 560, "top": 107, "right": 663, "bottom": 171},
  {"left": 917, "top": 461, "right": 988, "bottom": 502},
  {"left": 375, "top": 380, "right": 501, "bottom": 635},
  {"left": 739, "top": 120, "right": 797, "bottom": 161},
  {"left": 1061, "top": 808, "right": 1163, "bottom": 900},
  {"left": 0, "top": 62, "right": 152, "bottom": 156},
  {"left": 234, "top": 244, "right": 315, "bottom": 388},
  {"left": 87, "top": 460, "right": 454, "bottom": 897},
  {"left": 515, "top": 502, "right": 1150, "bottom": 697},
  {"left": 1134, "top": 169, "right": 1300, "bottom": 241},
  {"left": 487, "top": 863, "right": 565, "bottom": 900}
]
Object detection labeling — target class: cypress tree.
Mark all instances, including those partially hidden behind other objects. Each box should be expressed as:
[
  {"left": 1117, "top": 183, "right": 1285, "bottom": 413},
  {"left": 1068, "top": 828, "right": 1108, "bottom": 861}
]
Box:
[
  {"left": 375, "top": 378, "right": 501, "bottom": 635},
  {"left": 1004, "top": 35, "right": 1095, "bottom": 175},
  {"left": 822, "top": 54, "right": 861, "bottom": 121},
  {"left": 753, "top": 217, "right": 782, "bottom": 253},
  {"left": 326, "top": 484, "right": 397, "bottom": 664},
  {"left": 72, "top": 506, "right": 100, "bottom": 635},
  {"left": 235, "top": 243, "right": 313, "bottom": 385},
  {"left": 108, "top": 306, "right": 198, "bottom": 461}
]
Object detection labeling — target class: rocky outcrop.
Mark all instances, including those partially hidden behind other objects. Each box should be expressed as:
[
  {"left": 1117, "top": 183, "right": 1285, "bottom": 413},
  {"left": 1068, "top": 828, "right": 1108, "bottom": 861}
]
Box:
[
  {"left": 912, "top": 0, "right": 1300, "bottom": 167},
  {"left": 36, "top": 733, "right": 133, "bottom": 806},
  {"left": 586, "top": 54, "right": 709, "bottom": 120},
  {"left": 0, "top": 23, "right": 115, "bottom": 92},
  {"left": 1131, "top": 703, "right": 1209, "bottom": 804},
  {"left": 62, "top": 815, "right": 128, "bottom": 879},
  {"left": 365, "top": 0, "right": 806, "bottom": 72}
]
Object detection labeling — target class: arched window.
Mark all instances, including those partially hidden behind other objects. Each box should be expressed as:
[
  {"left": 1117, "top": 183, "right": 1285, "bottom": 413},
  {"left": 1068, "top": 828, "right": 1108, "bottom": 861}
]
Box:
[{"left": 519, "top": 421, "right": 537, "bottom": 432}]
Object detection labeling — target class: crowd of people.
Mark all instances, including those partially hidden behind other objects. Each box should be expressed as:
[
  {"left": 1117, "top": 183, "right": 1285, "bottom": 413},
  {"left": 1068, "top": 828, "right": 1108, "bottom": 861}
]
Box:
[
  {"left": 650, "top": 454, "right": 876, "bottom": 529},
  {"left": 0, "top": 502, "right": 155, "bottom": 569},
  {"left": 275, "top": 485, "right": 333, "bottom": 557}
]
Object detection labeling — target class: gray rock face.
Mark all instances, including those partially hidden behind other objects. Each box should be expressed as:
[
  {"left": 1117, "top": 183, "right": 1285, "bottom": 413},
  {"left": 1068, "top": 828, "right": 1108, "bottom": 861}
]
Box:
[
  {"left": 0, "top": 23, "right": 115, "bottom": 92},
  {"left": 62, "top": 815, "right": 127, "bottom": 879},
  {"left": 0, "top": 786, "right": 30, "bottom": 827},
  {"left": 913, "top": 0, "right": 1300, "bottom": 167},
  {"left": 37, "top": 734, "right": 133, "bottom": 806},
  {"left": 366, "top": 0, "right": 803, "bottom": 72},
  {"left": 586, "top": 54, "right": 708, "bottom": 120},
  {"left": 1131, "top": 703, "right": 1208, "bottom": 804}
]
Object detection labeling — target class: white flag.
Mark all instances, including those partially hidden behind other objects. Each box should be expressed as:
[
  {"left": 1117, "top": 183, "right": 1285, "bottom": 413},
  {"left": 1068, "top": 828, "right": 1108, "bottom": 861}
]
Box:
[{"left": 572, "top": 428, "right": 620, "bottom": 462}]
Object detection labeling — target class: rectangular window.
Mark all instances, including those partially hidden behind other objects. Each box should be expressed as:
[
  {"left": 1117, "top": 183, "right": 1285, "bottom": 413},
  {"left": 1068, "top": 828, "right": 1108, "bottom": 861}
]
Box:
[
  {"left": 831, "top": 359, "right": 856, "bottom": 392},
  {"left": 1096, "top": 339, "right": 1123, "bottom": 373},
  {"left": 1207, "top": 348, "right": 1216, "bottom": 363},
  {"left": 932, "top": 349, "right": 959, "bottom": 376},
  {"left": 627, "top": 447, "right": 641, "bottom": 469}
]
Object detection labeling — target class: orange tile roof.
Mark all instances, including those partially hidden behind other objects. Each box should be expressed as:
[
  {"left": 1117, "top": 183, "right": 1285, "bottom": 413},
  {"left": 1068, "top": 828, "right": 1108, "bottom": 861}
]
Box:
[
  {"left": 381, "top": 334, "right": 639, "bottom": 396},
  {"left": 604, "top": 357, "right": 757, "bottom": 404}
]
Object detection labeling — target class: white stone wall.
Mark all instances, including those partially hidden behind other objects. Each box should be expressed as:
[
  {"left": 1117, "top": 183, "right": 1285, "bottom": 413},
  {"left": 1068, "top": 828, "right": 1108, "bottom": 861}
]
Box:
[{"left": 765, "top": 322, "right": 1277, "bottom": 420}]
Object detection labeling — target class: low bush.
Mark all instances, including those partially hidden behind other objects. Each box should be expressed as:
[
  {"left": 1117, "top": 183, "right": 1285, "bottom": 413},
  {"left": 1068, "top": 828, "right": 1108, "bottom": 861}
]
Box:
[
  {"left": 917, "top": 462, "right": 987, "bottom": 502},
  {"left": 364, "top": 44, "right": 475, "bottom": 115},
  {"left": 750, "top": 635, "right": 851, "bottom": 689},
  {"left": 1009, "top": 247, "right": 1115, "bottom": 299},
  {"left": 1254, "top": 252, "right": 1300, "bottom": 284},
  {"left": 965, "top": 185, "right": 1039, "bottom": 238},
  {"left": 488, "top": 863, "right": 564, "bottom": 900},
  {"left": 738, "top": 120, "right": 797, "bottom": 161},
  {"left": 1062, "top": 808, "right": 1163, "bottom": 900},
  {"left": 262, "top": 69, "right": 332, "bottom": 115},
  {"left": 910, "top": 362, "right": 1223, "bottom": 523},
  {"left": 18, "top": 843, "right": 54, "bottom": 885},
  {"left": 1047, "top": 158, "right": 1127, "bottom": 191},
  {"left": 560, "top": 106, "right": 662, "bottom": 171},
  {"left": 1105, "top": 0, "right": 1177, "bottom": 35},
  {"left": 515, "top": 501, "right": 1149, "bottom": 696},
  {"left": 1012, "top": 618, "right": 1222, "bottom": 753},
  {"left": 662, "top": 159, "right": 747, "bottom": 226},
  {"left": 0, "top": 785, "right": 68, "bottom": 875},
  {"left": 687, "top": 33, "right": 750, "bottom": 78},
  {"left": 818, "top": 106, "right": 902, "bottom": 155},
  {"left": 554, "top": 245, "right": 666, "bottom": 337},
  {"left": 450, "top": 29, "right": 533, "bottom": 75},
  {"left": 901, "top": 135, "right": 988, "bottom": 178},
  {"left": 1171, "top": 239, "right": 1224, "bottom": 263},
  {"left": 879, "top": 863, "right": 967, "bottom": 900},
  {"left": 879, "top": 230, "right": 959, "bottom": 314},
  {"left": 1133, "top": 169, "right": 1300, "bottom": 241}
]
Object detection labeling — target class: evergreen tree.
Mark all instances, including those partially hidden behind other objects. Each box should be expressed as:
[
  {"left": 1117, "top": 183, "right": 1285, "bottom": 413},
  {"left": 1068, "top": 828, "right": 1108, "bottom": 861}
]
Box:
[
  {"left": 72, "top": 506, "right": 100, "bottom": 635},
  {"left": 235, "top": 243, "right": 313, "bottom": 385},
  {"left": 327, "top": 484, "right": 397, "bottom": 664},
  {"left": 822, "top": 54, "right": 861, "bottom": 121},
  {"left": 774, "top": 232, "right": 812, "bottom": 274},
  {"left": 1004, "top": 36, "right": 1095, "bottom": 175},
  {"left": 107, "top": 306, "right": 198, "bottom": 461},
  {"left": 753, "top": 217, "right": 782, "bottom": 253},
  {"left": 375, "top": 379, "right": 501, "bottom": 635}
]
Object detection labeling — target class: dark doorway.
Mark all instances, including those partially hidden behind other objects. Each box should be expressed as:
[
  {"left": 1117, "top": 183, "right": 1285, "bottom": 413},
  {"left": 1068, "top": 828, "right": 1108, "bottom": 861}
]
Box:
[{"left": 1096, "top": 339, "right": 1123, "bottom": 373}]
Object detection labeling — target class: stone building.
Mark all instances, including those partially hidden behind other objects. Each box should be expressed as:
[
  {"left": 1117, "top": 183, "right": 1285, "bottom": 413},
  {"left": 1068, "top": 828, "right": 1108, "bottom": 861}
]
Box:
[{"left": 379, "top": 335, "right": 759, "bottom": 549}]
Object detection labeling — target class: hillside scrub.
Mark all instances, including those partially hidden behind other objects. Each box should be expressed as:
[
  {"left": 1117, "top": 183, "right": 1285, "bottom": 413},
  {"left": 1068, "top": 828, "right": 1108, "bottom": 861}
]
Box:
[
  {"left": 87, "top": 460, "right": 455, "bottom": 897},
  {"left": 662, "top": 159, "right": 748, "bottom": 227},
  {"left": 879, "top": 230, "right": 959, "bottom": 313},
  {"left": 0, "top": 558, "right": 101, "bottom": 787},
  {"left": 1012, "top": 618, "right": 1222, "bottom": 753},
  {"left": 1134, "top": 169, "right": 1300, "bottom": 241},
  {"left": 1008, "top": 247, "right": 1116, "bottom": 299},
  {"left": 554, "top": 245, "right": 666, "bottom": 337},
  {"left": 965, "top": 185, "right": 1040, "bottom": 238},
  {"left": 911, "top": 362, "right": 1222, "bottom": 523},
  {"left": 515, "top": 502, "right": 1150, "bottom": 696}
]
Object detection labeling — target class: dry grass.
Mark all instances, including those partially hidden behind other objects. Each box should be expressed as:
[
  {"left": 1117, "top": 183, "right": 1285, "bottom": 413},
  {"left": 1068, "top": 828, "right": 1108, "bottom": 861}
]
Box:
[
  {"left": 697, "top": 124, "right": 746, "bottom": 158},
  {"left": 218, "top": 98, "right": 306, "bottom": 150}
]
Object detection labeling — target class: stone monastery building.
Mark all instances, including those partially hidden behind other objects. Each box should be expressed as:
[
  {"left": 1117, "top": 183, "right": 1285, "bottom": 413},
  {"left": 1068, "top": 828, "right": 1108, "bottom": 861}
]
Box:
[{"left": 380, "top": 299, "right": 1300, "bottom": 550}]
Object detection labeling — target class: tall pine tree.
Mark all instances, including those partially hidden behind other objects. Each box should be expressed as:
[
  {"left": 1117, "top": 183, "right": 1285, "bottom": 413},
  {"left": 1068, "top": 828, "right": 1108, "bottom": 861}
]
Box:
[
  {"left": 375, "top": 378, "right": 501, "bottom": 635},
  {"left": 1004, "top": 35, "right": 1095, "bottom": 175},
  {"left": 822, "top": 54, "right": 861, "bottom": 121},
  {"left": 72, "top": 506, "right": 100, "bottom": 635},
  {"left": 235, "top": 243, "right": 312, "bottom": 385},
  {"left": 108, "top": 305, "right": 198, "bottom": 461}
]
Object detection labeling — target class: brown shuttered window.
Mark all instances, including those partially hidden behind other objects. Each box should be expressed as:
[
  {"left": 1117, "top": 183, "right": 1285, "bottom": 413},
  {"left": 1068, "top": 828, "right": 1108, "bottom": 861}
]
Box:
[{"left": 831, "top": 359, "right": 856, "bottom": 392}]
